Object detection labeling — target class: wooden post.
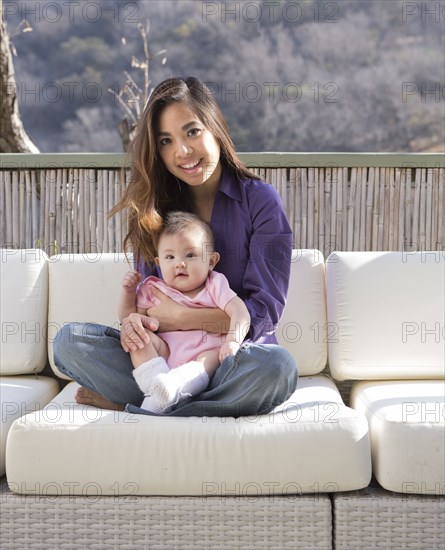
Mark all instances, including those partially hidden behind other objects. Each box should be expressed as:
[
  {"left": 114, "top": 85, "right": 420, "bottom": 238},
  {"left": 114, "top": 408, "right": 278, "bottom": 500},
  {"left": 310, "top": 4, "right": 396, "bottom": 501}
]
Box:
[
  {"left": 55, "top": 170, "right": 62, "bottom": 254},
  {"left": 412, "top": 168, "right": 421, "bottom": 250},
  {"left": 108, "top": 170, "right": 114, "bottom": 252},
  {"left": 438, "top": 169, "right": 444, "bottom": 250},
  {"left": 12, "top": 171, "right": 19, "bottom": 247},
  {"left": 73, "top": 169, "right": 79, "bottom": 253},
  {"left": 97, "top": 170, "right": 104, "bottom": 253},
  {"left": 295, "top": 168, "right": 302, "bottom": 248},
  {"left": 307, "top": 167, "right": 314, "bottom": 249},
  {"left": 330, "top": 168, "right": 337, "bottom": 253},
  {"left": 347, "top": 167, "right": 356, "bottom": 250},
  {"left": 288, "top": 168, "right": 296, "bottom": 243},
  {"left": 431, "top": 168, "right": 438, "bottom": 250},
  {"left": 4, "top": 172, "right": 12, "bottom": 245},
  {"left": 359, "top": 168, "right": 367, "bottom": 250},
  {"left": 25, "top": 171, "right": 32, "bottom": 248},
  {"left": 0, "top": 171, "right": 4, "bottom": 246},
  {"left": 89, "top": 169, "right": 97, "bottom": 253},
  {"left": 301, "top": 168, "right": 308, "bottom": 249},
  {"left": 425, "top": 168, "right": 433, "bottom": 250},
  {"left": 318, "top": 168, "right": 325, "bottom": 256},
  {"left": 396, "top": 168, "right": 404, "bottom": 251},
  {"left": 49, "top": 170, "right": 56, "bottom": 256},
  {"left": 313, "top": 168, "right": 319, "bottom": 252},
  {"left": 67, "top": 169, "right": 73, "bottom": 254}
]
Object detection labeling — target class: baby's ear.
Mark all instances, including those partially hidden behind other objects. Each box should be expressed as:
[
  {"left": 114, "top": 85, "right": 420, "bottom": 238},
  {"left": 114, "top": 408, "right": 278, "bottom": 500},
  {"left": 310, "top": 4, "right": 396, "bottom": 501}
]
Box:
[
  {"left": 209, "top": 251, "right": 220, "bottom": 269},
  {"left": 155, "top": 257, "right": 160, "bottom": 266}
]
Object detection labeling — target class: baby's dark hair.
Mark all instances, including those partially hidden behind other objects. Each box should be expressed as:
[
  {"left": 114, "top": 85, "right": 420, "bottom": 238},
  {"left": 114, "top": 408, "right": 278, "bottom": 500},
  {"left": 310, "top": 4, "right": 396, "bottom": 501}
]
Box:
[{"left": 157, "top": 211, "right": 215, "bottom": 250}]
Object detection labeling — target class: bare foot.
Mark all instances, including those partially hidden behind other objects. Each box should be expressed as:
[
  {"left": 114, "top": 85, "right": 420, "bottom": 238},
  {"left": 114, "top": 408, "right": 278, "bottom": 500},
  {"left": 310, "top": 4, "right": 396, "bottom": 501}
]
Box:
[{"left": 75, "top": 387, "right": 125, "bottom": 412}]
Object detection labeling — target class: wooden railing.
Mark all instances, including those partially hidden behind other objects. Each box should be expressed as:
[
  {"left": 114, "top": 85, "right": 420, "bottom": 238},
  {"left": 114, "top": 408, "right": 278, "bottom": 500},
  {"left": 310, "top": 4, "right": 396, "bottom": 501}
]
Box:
[{"left": 0, "top": 153, "right": 443, "bottom": 258}]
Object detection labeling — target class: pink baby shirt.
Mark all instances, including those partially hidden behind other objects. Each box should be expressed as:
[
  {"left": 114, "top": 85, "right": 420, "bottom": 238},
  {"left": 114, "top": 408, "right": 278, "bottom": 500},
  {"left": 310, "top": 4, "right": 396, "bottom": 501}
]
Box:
[{"left": 136, "top": 271, "right": 237, "bottom": 369}]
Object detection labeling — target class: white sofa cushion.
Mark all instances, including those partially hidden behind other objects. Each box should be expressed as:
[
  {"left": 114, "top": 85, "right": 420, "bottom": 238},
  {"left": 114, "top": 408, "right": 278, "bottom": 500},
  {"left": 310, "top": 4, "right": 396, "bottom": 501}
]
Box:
[
  {"left": 326, "top": 251, "right": 445, "bottom": 381},
  {"left": 48, "top": 253, "right": 132, "bottom": 379},
  {"left": 0, "top": 249, "right": 49, "bottom": 375},
  {"left": 6, "top": 375, "right": 371, "bottom": 496},
  {"left": 351, "top": 380, "right": 445, "bottom": 494},
  {"left": 0, "top": 375, "right": 59, "bottom": 476},
  {"left": 277, "top": 250, "right": 327, "bottom": 375}
]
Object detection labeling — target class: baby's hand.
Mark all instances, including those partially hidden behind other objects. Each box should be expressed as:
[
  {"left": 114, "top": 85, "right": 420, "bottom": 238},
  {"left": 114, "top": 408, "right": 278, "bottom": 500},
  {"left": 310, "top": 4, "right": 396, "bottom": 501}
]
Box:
[
  {"left": 122, "top": 270, "right": 141, "bottom": 293},
  {"left": 219, "top": 341, "right": 240, "bottom": 362}
]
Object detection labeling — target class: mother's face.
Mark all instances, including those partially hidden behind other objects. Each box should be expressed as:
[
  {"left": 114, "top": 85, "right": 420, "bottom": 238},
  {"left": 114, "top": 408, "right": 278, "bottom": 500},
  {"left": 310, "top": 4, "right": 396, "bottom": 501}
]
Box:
[{"left": 156, "top": 102, "right": 222, "bottom": 190}]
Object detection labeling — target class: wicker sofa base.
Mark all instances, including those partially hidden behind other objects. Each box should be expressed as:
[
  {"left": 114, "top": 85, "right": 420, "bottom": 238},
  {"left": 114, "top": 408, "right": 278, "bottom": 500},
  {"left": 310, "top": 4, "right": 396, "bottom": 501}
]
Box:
[
  {"left": 0, "top": 477, "right": 332, "bottom": 550},
  {"left": 3, "top": 476, "right": 445, "bottom": 549},
  {"left": 333, "top": 481, "right": 445, "bottom": 550}
]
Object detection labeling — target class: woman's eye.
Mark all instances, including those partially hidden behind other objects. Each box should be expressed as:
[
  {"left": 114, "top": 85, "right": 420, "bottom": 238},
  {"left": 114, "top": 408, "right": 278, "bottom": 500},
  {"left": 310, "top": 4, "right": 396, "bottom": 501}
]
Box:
[
  {"left": 188, "top": 128, "right": 202, "bottom": 137},
  {"left": 159, "top": 138, "right": 170, "bottom": 146}
]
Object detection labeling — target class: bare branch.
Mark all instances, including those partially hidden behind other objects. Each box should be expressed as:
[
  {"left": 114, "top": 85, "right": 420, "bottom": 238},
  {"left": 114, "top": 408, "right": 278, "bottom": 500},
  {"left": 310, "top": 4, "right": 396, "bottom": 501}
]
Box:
[{"left": 109, "top": 17, "right": 167, "bottom": 151}]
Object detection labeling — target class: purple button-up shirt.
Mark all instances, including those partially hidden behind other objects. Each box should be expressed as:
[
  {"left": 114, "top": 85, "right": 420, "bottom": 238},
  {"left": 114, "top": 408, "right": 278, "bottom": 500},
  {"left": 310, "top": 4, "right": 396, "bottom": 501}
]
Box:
[{"left": 139, "top": 165, "right": 293, "bottom": 344}]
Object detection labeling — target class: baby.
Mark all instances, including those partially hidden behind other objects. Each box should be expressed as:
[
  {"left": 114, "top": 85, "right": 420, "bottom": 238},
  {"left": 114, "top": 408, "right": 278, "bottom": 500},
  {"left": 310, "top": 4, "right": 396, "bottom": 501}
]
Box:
[{"left": 118, "top": 211, "right": 251, "bottom": 413}]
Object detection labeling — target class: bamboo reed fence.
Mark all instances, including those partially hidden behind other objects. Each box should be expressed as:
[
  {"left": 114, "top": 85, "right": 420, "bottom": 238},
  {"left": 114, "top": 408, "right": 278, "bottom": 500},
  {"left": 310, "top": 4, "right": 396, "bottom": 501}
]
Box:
[{"left": 0, "top": 154, "right": 444, "bottom": 258}]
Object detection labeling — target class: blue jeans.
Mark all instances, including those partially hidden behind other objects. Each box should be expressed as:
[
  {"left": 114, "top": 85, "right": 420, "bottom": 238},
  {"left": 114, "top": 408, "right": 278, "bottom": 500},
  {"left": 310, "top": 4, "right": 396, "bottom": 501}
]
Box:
[{"left": 53, "top": 323, "right": 298, "bottom": 417}]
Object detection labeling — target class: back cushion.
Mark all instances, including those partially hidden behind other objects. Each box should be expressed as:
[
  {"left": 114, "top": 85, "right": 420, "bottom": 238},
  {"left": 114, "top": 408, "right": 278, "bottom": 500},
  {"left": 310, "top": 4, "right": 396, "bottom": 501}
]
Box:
[
  {"left": 0, "top": 249, "right": 48, "bottom": 375},
  {"left": 47, "top": 250, "right": 327, "bottom": 379},
  {"left": 276, "top": 249, "right": 327, "bottom": 375},
  {"left": 48, "top": 253, "right": 132, "bottom": 378},
  {"left": 326, "top": 251, "right": 445, "bottom": 381}
]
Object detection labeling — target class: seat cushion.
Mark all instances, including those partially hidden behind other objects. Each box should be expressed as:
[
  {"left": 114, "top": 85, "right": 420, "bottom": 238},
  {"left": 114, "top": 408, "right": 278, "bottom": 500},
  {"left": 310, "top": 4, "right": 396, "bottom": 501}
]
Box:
[
  {"left": 351, "top": 380, "right": 445, "bottom": 494},
  {"left": 0, "top": 375, "right": 60, "bottom": 476},
  {"left": 6, "top": 376, "right": 371, "bottom": 496},
  {"left": 277, "top": 249, "right": 327, "bottom": 375},
  {"left": 326, "top": 251, "right": 445, "bottom": 381},
  {"left": 0, "top": 249, "right": 48, "bottom": 375}
]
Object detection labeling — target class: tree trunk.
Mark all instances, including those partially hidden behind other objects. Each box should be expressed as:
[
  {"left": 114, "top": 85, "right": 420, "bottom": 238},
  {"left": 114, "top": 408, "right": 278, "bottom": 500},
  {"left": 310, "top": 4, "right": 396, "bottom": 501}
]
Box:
[
  {"left": 0, "top": 0, "right": 39, "bottom": 153},
  {"left": 118, "top": 117, "right": 137, "bottom": 153}
]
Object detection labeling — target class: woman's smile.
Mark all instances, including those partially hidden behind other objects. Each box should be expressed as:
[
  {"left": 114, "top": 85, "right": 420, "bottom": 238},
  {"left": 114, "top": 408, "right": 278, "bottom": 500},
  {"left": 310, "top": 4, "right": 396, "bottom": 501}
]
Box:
[{"left": 178, "top": 158, "right": 203, "bottom": 175}]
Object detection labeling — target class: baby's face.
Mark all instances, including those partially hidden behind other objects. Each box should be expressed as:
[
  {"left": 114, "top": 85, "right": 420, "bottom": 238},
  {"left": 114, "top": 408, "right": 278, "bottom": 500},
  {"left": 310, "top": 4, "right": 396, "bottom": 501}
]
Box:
[{"left": 155, "top": 227, "right": 216, "bottom": 293}]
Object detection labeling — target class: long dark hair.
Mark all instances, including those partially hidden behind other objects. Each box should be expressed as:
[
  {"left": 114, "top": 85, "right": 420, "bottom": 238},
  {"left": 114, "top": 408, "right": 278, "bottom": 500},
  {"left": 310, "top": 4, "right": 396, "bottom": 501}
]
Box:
[{"left": 110, "top": 77, "right": 256, "bottom": 267}]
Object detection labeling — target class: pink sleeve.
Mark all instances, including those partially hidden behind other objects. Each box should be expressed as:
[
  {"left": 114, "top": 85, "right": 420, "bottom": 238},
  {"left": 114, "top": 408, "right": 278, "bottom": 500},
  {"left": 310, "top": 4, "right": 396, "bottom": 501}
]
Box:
[
  {"left": 207, "top": 271, "right": 237, "bottom": 310},
  {"left": 136, "top": 279, "right": 156, "bottom": 310}
]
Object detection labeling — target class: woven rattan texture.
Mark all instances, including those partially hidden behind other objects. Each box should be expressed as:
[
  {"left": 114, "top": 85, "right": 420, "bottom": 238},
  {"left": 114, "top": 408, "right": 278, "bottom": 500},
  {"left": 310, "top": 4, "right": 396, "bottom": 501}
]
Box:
[
  {"left": 333, "top": 482, "right": 445, "bottom": 549},
  {"left": 0, "top": 478, "right": 331, "bottom": 549}
]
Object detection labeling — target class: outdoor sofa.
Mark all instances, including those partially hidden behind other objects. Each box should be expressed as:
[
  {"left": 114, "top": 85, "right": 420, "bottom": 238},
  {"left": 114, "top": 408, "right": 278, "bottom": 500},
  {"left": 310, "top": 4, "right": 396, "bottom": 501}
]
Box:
[{"left": 0, "top": 247, "right": 444, "bottom": 549}]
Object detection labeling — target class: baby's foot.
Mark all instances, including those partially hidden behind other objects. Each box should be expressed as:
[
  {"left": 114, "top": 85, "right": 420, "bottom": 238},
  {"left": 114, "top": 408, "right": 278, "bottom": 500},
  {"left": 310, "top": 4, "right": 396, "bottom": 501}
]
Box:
[
  {"left": 141, "top": 361, "right": 210, "bottom": 413},
  {"left": 132, "top": 357, "right": 170, "bottom": 393},
  {"left": 142, "top": 374, "right": 185, "bottom": 413},
  {"left": 76, "top": 387, "right": 125, "bottom": 412}
]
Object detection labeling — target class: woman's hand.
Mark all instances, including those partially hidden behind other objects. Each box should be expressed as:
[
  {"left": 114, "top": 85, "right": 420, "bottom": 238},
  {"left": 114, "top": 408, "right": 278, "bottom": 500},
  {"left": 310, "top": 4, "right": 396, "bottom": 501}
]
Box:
[
  {"left": 145, "top": 287, "right": 186, "bottom": 332},
  {"left": 120, "top": 312, "right": 159, "bottom": 353},
  {"left": 219, "top": 341, "right": 240, "bottom": 362},
  {"left": 145, "top": 287, "right": 231, "bottom": 334}
]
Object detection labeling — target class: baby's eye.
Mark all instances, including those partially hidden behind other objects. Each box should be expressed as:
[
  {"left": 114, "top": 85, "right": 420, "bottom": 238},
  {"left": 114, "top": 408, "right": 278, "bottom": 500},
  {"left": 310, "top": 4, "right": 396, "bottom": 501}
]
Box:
[
  {"left": 186, "top": 252, "right": 196, "bottom": 258},
  {"left": 165, "top": 254, "right": 174, "bottom": 260}
]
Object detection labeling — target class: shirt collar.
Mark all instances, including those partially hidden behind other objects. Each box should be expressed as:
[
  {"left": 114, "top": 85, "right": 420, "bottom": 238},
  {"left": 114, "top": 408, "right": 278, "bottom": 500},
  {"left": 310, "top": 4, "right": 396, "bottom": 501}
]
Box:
[{"left": 217, "top": 163, "right": 243, "bottom": 202}]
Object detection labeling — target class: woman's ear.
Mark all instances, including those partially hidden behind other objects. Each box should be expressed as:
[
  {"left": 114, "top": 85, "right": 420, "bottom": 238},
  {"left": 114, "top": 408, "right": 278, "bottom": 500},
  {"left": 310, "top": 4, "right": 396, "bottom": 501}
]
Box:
[{"left": 209, "top": 252, "right": 220, "bottom": 270}]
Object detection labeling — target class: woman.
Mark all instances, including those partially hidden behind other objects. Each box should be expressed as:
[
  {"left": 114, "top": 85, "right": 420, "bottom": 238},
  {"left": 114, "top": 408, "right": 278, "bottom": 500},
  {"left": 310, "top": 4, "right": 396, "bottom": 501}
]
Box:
[{"left": 54, "top": 76, "right": 298, "bottom": 417}]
